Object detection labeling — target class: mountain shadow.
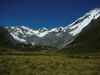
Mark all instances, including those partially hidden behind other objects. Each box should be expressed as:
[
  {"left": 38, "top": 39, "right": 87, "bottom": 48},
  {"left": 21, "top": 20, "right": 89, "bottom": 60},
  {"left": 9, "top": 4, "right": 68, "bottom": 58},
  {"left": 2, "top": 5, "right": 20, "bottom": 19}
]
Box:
[{"left": 0, "top": 25, "right": 16, "bottom": 43}]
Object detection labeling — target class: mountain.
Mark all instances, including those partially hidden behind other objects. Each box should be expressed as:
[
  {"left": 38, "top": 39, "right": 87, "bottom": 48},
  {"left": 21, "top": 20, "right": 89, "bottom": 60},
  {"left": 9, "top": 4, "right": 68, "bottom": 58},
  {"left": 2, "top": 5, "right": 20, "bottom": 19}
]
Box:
[
  {"left": 0, "top": 25, "right": 16, "bottom": 43},
  {"left": 60, "top": 16, "right": 100, "bottom": 54},
  {"left": 6, "top": 8, "right": 100, "bottom": 48}
]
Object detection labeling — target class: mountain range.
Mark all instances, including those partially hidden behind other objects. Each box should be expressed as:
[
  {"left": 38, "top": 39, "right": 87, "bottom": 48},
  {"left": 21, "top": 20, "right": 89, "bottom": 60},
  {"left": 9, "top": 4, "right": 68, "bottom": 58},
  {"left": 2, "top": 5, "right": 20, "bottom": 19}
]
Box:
[{"left": 5, "top": 8, "right": 100, "bottom": 48}]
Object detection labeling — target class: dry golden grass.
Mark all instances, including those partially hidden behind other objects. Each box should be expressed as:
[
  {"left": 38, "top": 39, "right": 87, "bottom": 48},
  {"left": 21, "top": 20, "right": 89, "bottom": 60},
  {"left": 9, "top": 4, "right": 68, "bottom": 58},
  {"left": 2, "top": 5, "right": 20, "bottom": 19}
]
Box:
[{"left": 0, "top": 55, "right": 100, "bottom": 75}]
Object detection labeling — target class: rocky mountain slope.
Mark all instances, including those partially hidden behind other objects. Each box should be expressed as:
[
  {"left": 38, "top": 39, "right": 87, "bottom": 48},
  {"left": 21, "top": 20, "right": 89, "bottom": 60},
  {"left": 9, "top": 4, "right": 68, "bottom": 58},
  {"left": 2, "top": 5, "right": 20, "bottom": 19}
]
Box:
[
  {"left": 60, "top": 16, "right": 100, "bottom": 54},
  {"left": 6, "top": 8, "right": 100, "bottom": 48},
  {"left": 0, "top": 25, "right": 16, "bottom": 43}
]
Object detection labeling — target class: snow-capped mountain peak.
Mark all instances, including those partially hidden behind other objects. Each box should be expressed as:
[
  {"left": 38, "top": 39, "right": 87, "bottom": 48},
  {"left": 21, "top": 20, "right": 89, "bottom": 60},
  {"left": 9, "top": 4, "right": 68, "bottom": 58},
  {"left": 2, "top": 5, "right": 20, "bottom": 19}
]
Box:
[
  {"left": 6, "top": 8, "right": 100, "bottom": 48},
  {"left": 39, "top": 27, "right": 48, "bottom": 32},
  {"left": 41, "top": 27, "right": 48, "bottom": 30},
  {"left": 65, "top": 8, "right": 100, "bottom": 36}
]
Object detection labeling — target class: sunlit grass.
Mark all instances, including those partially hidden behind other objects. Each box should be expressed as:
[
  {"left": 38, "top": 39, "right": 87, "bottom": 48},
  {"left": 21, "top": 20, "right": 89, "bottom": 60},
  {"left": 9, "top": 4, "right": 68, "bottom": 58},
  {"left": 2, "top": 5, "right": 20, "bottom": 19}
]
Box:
[{"left": 0, "top": 55, "right": 100, "bottom": 75}]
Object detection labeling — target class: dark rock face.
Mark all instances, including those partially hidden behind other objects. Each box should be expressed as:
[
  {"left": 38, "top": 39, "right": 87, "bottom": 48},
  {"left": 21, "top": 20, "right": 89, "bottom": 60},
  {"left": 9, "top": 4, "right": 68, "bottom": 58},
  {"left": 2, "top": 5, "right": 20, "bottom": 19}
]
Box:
[
  {"left": 35, "top": 28, "right": 75, "bottom": 48},
  {"left": 0, "top": 25, "right": 16, "bottom": 43}
]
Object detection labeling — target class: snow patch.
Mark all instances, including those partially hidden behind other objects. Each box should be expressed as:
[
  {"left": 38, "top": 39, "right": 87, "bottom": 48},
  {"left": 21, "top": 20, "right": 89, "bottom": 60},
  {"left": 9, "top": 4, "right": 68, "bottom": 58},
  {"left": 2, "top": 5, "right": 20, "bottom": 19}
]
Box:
[
  {"left": 11, "top": 33, "right": 26, "bottom": 43},
  {"left": 56, "top": 33, "right": 61, "bottom": 36},
  {"left": 37, "top": 28, "right": 57, "bottom": 37},
  {"left": 31, "top": 42, "right": 35, "bottom": 45},
  {"left": 68, "top": 8, "right": 100, "bottom": 36}
]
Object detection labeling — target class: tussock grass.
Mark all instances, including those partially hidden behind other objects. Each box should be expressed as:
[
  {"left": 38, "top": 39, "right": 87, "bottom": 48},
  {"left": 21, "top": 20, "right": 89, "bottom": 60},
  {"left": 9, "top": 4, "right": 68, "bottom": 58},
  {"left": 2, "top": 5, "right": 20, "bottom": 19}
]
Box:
[{"left": 0, "top": 55, "right": 100, "bottom": 75}]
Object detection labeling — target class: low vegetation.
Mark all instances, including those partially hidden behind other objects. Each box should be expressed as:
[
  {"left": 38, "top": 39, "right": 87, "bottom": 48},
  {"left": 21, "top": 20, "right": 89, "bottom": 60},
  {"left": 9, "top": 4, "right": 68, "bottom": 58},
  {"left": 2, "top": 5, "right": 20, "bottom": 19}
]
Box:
[
  {"left": 0, "top": 54, "right": 100, "bottom": 75},
  {"left": 0, "top": 41, "right": 100, "bottom": 75}
]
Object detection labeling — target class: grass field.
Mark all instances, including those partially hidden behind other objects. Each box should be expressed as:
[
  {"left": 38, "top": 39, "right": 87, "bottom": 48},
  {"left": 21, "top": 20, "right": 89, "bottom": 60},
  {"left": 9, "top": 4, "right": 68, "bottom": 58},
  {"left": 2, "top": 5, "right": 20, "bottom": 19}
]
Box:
[{"left": 0, "top": 55, "right": 100, "bottom": 75}]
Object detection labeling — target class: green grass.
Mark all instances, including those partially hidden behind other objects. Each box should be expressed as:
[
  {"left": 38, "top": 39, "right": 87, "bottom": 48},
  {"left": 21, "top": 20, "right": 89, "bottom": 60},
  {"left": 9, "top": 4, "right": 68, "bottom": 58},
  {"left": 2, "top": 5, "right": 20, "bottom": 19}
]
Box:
[{"left": 0, "top": 55, "right": 100, "bottom": 75}]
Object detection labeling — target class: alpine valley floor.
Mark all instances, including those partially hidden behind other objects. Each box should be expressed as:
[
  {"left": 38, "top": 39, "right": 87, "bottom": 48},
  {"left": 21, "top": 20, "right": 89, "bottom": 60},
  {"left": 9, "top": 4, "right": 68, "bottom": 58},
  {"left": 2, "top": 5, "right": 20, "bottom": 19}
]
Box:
[{"left": 0, "top": 53, "right": 100, "bottom": 75}]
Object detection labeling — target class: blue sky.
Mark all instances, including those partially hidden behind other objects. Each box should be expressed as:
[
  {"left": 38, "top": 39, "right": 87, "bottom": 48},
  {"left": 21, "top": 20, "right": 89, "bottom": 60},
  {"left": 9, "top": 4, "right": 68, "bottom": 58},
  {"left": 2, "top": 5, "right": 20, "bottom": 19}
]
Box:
[{"left": 0, "top": 0, "right": 100, "bottom": 29}]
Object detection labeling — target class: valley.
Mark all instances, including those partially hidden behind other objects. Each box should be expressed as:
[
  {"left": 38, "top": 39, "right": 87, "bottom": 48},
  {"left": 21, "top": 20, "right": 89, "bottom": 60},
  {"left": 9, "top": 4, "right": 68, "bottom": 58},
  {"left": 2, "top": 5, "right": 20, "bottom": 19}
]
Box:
[{"left": 0, "top": 8, "right": 100, "bottom": 75}]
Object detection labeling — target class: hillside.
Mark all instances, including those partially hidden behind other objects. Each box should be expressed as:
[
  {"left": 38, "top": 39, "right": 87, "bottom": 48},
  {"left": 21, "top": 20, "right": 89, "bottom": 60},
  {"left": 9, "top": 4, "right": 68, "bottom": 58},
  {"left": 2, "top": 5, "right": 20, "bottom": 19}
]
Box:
[
  {"left": 60, "top": 17, "right": 100, "bottom": 54},
  {"left": 0, "top": 25, "right": 16, "bottom": 43}
]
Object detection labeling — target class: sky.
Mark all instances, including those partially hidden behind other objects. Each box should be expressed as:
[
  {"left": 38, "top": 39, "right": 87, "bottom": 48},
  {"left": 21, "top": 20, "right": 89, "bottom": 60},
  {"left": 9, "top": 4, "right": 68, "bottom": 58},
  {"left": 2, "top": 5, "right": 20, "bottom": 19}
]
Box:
[{"left": 0, "top": 0, "right": 100, "bottom": 29}]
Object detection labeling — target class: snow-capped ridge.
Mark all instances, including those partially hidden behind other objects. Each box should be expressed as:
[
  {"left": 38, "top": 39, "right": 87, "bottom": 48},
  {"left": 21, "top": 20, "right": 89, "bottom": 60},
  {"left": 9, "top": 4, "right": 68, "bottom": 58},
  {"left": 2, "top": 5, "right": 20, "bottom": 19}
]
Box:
[
  {"left": 65, "top": 8, "right": 100, "bottom": 36},
  {"left": 90, "top": 8, "right": 100, "bottom": 13},
  {"left": 41, "top": 27, "right": 48, "bottom": 30},
  {"left": 6, "top": 8, "right": 100, "bottom": 48}
]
